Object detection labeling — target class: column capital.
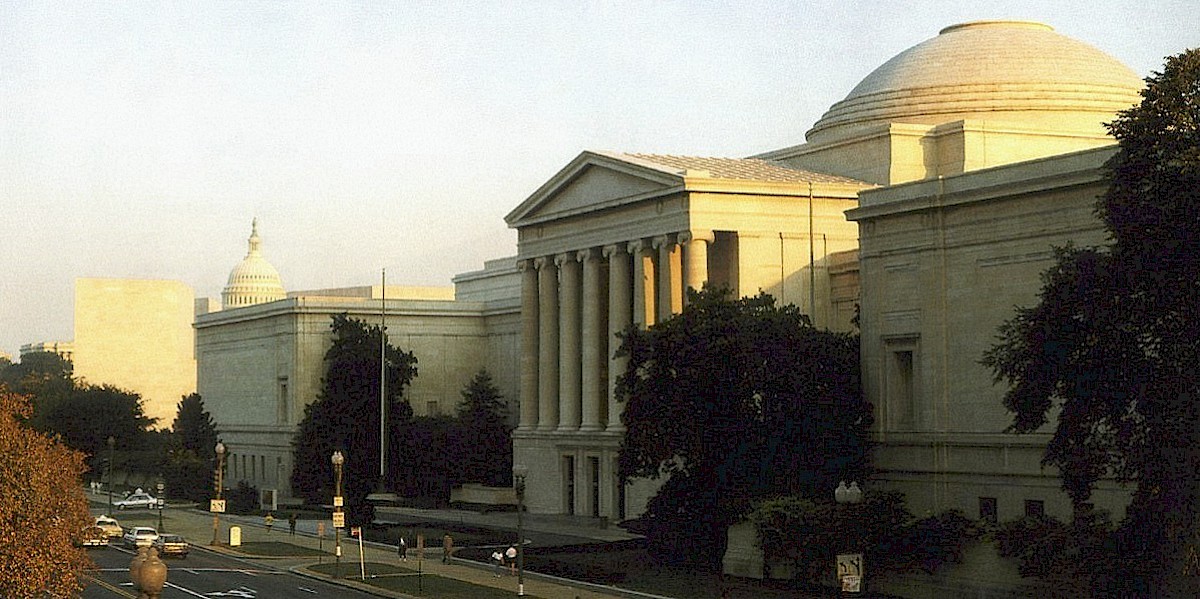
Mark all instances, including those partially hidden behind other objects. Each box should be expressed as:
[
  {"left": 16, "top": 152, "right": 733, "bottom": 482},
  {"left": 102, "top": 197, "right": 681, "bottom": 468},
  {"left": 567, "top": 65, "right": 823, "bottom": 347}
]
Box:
[
  {"left": 677, "top": 229, "right": 715, "bottom": 244},
  {"left": 628, "top": 239, "right": 653, "bottom": 255},
  {"left": 518, "top": 258, "right": 536, "bottom": 272},
  {"left": 652, "top": 234, "right": 674, "bottom": 250},
  {"left": 533, "top": 256, "right": 554, "bottom": 270},
  {"left": 602, "top": 244, "right": 627, "bottom": 259},
  {"left": 554, "top": 252, "right": 578, "bottom": 267},
  {"left": 577, "top": 247, "right": 601, "bottom": 262}
]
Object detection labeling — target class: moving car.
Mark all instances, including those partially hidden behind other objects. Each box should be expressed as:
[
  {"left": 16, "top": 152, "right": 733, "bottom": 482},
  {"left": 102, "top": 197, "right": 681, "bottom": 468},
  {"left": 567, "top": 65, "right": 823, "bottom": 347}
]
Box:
[
  {"left": 75, "top": 525, "right": 109, "bottom": 548},
  {"left": 94, "top": 515, "right": 123, "bottom": 538},
  {"left": 123, "top": 526, "right": 158, "bottom": 548},
  {"left": 113, "top": 490, "right": 158, "bottom": 510},
  {"left": 153, "top": 534, "right": 190, "bottom": 558}
]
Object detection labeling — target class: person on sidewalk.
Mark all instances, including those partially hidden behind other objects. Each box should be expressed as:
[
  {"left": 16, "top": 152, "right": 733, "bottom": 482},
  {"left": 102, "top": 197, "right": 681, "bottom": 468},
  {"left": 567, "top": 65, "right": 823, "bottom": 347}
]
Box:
[
  {"left": 506, "top": 545, "right": 517, "bottom": 575},
  {"left": 442, "top": 533, "right": 453, "bottom": 564},
  {"left": 492, "top": 550, "right": 504, "bottom": 577},
  {"left": 398, "top": 535, "right": 407, "bottom": 562},
  {"left": 264, "top": 512, "right": 275, "bottom": 534},
  {"left": 288, "top": 512, "right": 297, "bottom": 536}
]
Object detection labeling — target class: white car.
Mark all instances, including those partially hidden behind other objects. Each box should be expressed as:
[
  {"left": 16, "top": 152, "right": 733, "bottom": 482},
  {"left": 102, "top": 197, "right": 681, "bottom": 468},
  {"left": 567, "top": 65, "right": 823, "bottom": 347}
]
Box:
[
  {"left": 123, "top": 526, "right": 159, "bottom": 548},
  {"left": 114, "top": 491, "right": 158, "bottom": 510},
  {"left": 94, "top": 515, "right": 123, "bottom": 538}
]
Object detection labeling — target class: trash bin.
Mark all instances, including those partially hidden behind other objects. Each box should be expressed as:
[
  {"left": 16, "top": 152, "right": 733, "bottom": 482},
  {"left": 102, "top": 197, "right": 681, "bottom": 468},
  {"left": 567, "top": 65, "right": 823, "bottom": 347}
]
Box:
[{"left": 229, "top": 526, "right": 241, "bottom": 547}]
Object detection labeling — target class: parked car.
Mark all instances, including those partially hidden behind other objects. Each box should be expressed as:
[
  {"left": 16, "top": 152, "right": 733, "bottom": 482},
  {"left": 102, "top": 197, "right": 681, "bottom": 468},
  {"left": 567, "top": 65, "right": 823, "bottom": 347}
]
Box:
[
  {"left": 153, "top": 534, "right": 190, "bottom": 558},
  {"left": 94, "top": 515, "right": 123, "bottom": 538},
  {"left": 114, "top": 490, "right": 158, "bottom": 510},
  {"left": 75, "top": 525, "right": 109, "bottom": 548},
  {"left": 123, "top": 526, "right": 158, "bottom": 548}
]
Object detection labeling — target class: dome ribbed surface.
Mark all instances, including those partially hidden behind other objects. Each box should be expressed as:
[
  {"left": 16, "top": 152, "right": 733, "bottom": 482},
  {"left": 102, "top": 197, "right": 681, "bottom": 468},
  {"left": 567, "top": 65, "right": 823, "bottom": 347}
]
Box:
[
  {"left": 222, "top": 219, "right": 286, "bottom": 309},
  {"left": 806, "top": 21, "right": 1144, "bottom": 143}
]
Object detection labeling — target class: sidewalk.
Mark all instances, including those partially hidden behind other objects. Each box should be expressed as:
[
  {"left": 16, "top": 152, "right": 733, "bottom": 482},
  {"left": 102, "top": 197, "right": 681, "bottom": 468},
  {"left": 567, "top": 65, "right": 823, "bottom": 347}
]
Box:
[{"left": 88, "top": 489, "right": 641, "bottom": 599}]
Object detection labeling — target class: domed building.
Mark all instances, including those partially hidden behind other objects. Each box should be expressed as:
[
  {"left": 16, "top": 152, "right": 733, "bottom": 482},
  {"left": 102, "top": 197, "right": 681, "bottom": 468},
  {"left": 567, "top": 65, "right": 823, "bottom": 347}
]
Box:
[
  {"left": 221, "top": 219, "right": 286, "bottom": 309},
  {"left": 505, "top": 20, "right": 1142, "bottom": 528}
]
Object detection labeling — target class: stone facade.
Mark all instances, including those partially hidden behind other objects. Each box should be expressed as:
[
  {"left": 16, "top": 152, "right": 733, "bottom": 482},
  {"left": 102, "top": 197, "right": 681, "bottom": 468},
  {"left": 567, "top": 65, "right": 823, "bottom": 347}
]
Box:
[{"left": 72, "top": 278, "right": 197, "bottom": 427}]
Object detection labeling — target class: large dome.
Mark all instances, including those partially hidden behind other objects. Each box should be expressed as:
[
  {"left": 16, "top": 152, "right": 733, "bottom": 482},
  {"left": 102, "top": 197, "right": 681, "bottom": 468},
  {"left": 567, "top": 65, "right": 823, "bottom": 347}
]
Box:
[
  {"left": 222, "top": 219, "right": 286, "bottom": 309},
  {"left": 806, "top": 21, "right": 1144, "bottom": 144}
]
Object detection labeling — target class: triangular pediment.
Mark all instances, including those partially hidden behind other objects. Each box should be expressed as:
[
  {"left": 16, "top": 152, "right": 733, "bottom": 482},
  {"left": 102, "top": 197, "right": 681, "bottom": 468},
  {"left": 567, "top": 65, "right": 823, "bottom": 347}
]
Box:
[{"left": 505, "top": 151, "right": 684, "bottom": 227}]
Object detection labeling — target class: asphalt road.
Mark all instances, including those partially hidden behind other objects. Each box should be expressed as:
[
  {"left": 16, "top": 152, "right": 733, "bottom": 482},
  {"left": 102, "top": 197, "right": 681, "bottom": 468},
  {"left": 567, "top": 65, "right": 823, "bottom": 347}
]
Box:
[{"left": 81, "top": 543, "right": 380, "bottom": 599}]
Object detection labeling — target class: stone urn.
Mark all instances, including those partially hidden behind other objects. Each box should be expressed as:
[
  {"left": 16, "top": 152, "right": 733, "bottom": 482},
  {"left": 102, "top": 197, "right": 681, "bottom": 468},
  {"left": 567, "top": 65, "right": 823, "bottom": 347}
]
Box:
[
  {"left": 140, "top": 547, "right": 168, "bottom": 599},
  {"left": 129, "top": 546, "right": 149, "bottom": 592}
]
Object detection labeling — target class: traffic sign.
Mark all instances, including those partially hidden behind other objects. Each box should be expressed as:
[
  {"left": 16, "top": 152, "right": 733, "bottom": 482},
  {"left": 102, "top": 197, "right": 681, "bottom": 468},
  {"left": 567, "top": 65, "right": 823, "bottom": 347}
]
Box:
[
  {"left": 837, "top": 553, "right": 864, "bottom": 593},
  {"left": 332, "top": 511, "right": 345, "bottom": 528},
  {"left": 210, "top": 499, "right": 226, "bottom": 513},
  {"left": 351, "top": 526, "right": 361, "bottom": 537}
]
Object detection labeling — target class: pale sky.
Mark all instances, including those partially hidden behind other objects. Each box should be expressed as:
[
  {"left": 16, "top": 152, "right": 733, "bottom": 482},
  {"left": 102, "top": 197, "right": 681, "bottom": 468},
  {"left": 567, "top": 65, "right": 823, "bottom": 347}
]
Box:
[{"left": 1, "top": 0, "right": 1196, "bottom": 358}]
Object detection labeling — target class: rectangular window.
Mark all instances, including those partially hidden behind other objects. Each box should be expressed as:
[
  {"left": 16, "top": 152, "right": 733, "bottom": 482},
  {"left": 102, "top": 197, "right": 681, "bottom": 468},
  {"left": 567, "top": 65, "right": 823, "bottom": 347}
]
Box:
[
  {"left": 1024, "top": 499, "right": 1045, "bottom": 518},
  {"left": 277, "top": 377, "right": 289, "bottom": 425},
  {"left": 589, "top": 456, "right": 601, "bottom": 518},
  {"left": 563, "top": 456, "right": 576, "bottom": 516},
  {"left": 979, "top": 497, "right": 998, "bottom": 523},
  {"left": 884, "top": 338, "right": 918, "bottom": 430}
]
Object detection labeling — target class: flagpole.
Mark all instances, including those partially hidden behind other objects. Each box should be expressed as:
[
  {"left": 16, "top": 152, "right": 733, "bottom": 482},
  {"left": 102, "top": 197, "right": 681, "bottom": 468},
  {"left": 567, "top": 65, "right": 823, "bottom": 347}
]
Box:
[{"left": 380, "top": 268, "right": 387, "bottom": 485}]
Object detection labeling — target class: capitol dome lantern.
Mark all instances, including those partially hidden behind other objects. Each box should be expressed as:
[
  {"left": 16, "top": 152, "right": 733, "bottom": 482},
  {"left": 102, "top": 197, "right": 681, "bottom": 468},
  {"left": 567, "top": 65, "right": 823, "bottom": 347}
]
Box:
[{"left": 221, "top": 219, "right": 286, "bottom": 309}]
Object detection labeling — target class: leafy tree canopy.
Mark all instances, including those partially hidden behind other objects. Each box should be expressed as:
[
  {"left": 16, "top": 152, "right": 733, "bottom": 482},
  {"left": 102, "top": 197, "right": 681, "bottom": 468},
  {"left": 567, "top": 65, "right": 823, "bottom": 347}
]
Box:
[
  {"left": 616, "top": 287, "right": 869, "bottom": 567},
  {"left": 291, "top": 313, "right": 417, "bottom": 525},
  {"left": 452, "top": 369, "right": 512, "bottom": 487},
  {"left": 0, "top": 386, "right": 93, "bottom": 597},
  {"left": 984, "top": 49, "right": 1200, "bottom": 596}
]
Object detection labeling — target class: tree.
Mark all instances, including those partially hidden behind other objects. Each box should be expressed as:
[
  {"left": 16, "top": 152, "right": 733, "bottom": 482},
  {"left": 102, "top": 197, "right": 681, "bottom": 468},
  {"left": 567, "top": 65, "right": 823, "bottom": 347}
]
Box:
[
  {"left": 0, "top": 386, "right": 93, "bottom": 597},
  {"left": 290, "top": 314, "right": 417, "bottom": 525},
  {"left": 452, "top": 369, "right": 512, "bottom": 487},
  {"left": 616, "top": 287, "right": 869, "bottom": 567},
  {"left": 0, "top": 351, "right": 74, "bottom": 429},
  {"left": 983, "top": 49, "right": 1200, "bottom": 596},
  {"left": 36, "top": 384, "right": 155, "bottom": 475},
  {"left": 165, "top": 394, "right": 220, "bottom": 502}
]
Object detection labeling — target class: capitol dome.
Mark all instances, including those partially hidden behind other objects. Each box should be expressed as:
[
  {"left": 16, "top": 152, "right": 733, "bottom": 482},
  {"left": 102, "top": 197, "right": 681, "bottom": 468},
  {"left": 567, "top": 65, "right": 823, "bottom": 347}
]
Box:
[
  {"left": 806, "top": 21, "right": 1144, "bottom": 144},
  {"left": 222, "top": 219, "right": 286, "bottom": 309}
]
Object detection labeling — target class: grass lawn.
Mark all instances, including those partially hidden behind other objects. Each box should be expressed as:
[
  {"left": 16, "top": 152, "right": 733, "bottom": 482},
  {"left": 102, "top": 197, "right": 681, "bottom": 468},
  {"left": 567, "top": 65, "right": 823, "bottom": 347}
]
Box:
[{"left": 306, "top": 562, "right": 542, "bottom": 598}]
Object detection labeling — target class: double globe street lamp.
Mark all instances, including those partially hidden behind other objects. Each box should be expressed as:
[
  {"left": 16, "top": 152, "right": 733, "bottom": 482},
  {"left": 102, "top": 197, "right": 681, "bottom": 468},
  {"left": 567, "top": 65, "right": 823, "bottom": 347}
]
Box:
[
  {"left": 332, "top": 450, "right": 346, "bottom": 579},
  {"left": 211, "top": 442, "right": 226, "bottom": 546},
  {"left": 834, "top": 481, "right": 865, "bottom": 595},
  {"left": 513, "top": 464, "right": 528, "bottom": 596}
]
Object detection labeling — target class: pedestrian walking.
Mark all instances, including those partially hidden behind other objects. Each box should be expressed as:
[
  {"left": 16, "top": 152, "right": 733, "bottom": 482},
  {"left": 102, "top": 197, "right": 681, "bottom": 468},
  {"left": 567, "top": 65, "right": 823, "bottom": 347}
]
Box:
[
  {"left": 492, "top": 550, "right": 504, "bottom": 577},
  {"left": 264, "top": 512, "right": 275, "bottom": 534},
  {"left": 288, "top": 512, "right": 297, "bottom": 536},
  {"left": 506, "top": 545, "right": 518, "bottom": 575},
  {"left": 398, "top": 535, "right": 408, "bottom": 561}
]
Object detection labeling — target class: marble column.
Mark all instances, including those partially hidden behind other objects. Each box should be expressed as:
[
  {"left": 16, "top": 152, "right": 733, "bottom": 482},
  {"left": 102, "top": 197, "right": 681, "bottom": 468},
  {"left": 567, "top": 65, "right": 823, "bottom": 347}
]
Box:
[
  {"left": 654, "top": 235, "right": 682, "bottom": 322},
  {"left": 518, "top": 260, "right": 539, "bottom": 431},
  {"left": 579, "top": 248, "right": 606, "bottom": 432},
  {"left": 629, "top": 239, "right": 655, "bottom": 327},
  {"left": 556, "top": 253, "right": 582, "bottom": 431},
  {"left": 536, "top": 257, "right": 559, "bottom": 431},
  {"left": 680, "top": 230, "right": 713, "bottom": 305},
  {"left": 604, "top": 244, "right": 632, "bottom": 433}
]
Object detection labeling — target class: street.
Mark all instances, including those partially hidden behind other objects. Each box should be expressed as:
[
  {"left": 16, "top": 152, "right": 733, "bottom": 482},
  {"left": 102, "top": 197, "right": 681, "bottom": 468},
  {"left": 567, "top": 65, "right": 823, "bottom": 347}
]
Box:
[{"left": 81, "top": 544, "right": 380, "bottom": 599}]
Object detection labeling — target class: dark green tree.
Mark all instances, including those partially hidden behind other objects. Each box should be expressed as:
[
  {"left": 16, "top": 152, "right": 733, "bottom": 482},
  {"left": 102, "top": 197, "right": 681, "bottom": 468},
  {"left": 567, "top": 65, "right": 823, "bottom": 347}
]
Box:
[
  {"left": 617, "top": 287, "right": 869, "bottom": 568},
  {"left": 290, "top": 314, "right": 417, "bottom": 525},
  {"left": 984, "top": 49, "right": 1200, "bottom": 596},
  {"left": 452, "top": 369, "right": 512, "bottom": 487},
  {"left": 36, "top": 384, "right": 154, "bottom": 475},
  {"left": 0, "top": 351, "right": 74, "bottom": 428},
  {"left": 164, "top": 394, "right": 220, "bottom": 502}
]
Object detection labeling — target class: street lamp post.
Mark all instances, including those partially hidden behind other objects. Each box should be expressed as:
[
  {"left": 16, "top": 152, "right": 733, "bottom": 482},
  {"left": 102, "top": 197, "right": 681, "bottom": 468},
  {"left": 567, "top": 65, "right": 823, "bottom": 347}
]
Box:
[
  {"left": 211, "top": 442, "right": 226, "bottom": 546},
  {"left": 513, "top": 465, "right": 528, "bottom": 597},
  {"left": 106, "top": 436, "right": 116, "bottom": 514},
  {"left": 332, "top": 450, "right": 345, "bottom": 579},
  {"left": 834, "top": 481, "right": 865, "bottom": 595},
  {"left": 156, "top": 479, "right": 165, "bottom": 532}
]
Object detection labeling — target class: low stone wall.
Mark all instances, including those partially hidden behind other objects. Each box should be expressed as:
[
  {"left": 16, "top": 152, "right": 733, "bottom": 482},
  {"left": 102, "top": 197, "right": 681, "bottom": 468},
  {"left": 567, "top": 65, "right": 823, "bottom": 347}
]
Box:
[{"left": 450, "top": 484, "right": 518, "bottom": 512}]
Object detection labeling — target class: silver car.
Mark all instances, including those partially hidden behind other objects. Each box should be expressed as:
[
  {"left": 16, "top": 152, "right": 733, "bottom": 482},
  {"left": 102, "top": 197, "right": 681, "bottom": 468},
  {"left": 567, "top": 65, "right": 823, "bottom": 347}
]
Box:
[
  {"left": 123, "top": 526, "right": 159, "bottom": 548},
  {"left": 114, "top": 492, "right": 158, "bottom": 510}
]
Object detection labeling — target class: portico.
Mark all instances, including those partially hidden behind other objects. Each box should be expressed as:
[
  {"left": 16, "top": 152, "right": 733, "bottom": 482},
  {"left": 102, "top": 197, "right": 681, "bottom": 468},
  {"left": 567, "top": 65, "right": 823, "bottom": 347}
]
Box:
[{"left": 506, "top": 151, "right": 869, "bottom": 518}]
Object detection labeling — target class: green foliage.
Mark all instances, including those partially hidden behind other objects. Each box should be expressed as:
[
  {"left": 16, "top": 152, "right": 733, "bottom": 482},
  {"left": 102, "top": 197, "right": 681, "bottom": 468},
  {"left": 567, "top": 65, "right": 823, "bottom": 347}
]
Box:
[
  {"left": 290, "top": 314, "right": 417, "bottom": 526},
  {"left": 748, "top": 492, "right": 927, "bottom": 582},
  {"left": 227, "top": 480, "right": 260, "bottom": 515},
  {"left": 994, "top": 510, "right": 1134, "bottom": 597},
  {"left": 37, "top": 384, "right": 155, "bottom": 474},
  {"left": 164, "top": 394, "right": 220, "bottom": 502},
  {"left": 983, "top": 49, "right": 1200, "bottom": 595},
  {"left": 616, "top": 287, "right": 869, "bottom": 567},
  {"left": 452, "top": 369, "right": 512, "bottom": 487},
  {"left": 393, "top": 414, "right": 458, "bottom": 503}
]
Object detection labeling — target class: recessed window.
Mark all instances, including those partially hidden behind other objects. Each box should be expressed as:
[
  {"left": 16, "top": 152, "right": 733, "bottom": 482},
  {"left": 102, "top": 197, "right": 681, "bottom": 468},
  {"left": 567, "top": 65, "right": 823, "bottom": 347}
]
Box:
[
  {"left": 979, "top": 497, "right": 997, "bottom": 523},
  {"left": 1024, "top": 499, "right": 1045, "bottom": 518}
]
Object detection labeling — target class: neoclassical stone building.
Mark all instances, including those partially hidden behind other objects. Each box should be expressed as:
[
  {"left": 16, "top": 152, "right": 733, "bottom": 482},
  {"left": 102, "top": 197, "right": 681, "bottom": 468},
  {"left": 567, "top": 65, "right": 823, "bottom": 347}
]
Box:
[{"left": 200, "top": 21, "right": 1148, "bottom": 522}]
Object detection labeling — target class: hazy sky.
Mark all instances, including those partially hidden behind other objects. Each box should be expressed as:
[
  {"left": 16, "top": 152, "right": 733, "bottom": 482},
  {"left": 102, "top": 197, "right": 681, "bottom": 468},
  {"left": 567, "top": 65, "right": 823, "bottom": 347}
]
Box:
[{"left": 2, "top": 1, "right": 1196, "bottom": 357}]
